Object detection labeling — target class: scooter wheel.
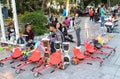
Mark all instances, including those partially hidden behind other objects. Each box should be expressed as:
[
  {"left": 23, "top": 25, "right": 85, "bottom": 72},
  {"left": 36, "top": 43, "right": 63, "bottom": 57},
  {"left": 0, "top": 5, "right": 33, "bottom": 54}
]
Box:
[
  {"left": 60, "top": 64, "right": 68, "bottom": 70},
  {"left": 15, "top": 70, "right": 21, "bottom": 74},
  {"left": 0, "top": 62, "right": 4, "bottom": 67},
  {"left": 71, "top": 60, "right": 76, "bottom": 65},
  {"left": 113, "top": 49, "right": 116, "bottom": 55},
  {"left": 33, "top": 73, "right": 39, "bottom": 78},
  {"left": 100, "top": 61, "right": 103, "bottom": 67}
]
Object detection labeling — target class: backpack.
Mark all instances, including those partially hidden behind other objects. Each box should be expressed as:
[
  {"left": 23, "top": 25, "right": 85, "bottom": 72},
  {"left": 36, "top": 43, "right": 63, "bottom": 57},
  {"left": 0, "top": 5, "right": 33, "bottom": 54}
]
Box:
[{"left": 17, "top": 37, "right": 26, "bottom": 44}]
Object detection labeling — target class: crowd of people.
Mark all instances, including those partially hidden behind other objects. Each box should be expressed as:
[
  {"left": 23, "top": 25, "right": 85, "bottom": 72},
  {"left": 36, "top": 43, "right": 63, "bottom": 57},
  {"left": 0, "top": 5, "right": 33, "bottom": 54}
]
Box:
[
  {"left": 48, "top": 14, "right": 81, "bottom": 53},
  {"left": 6, "top": 13, "right": 81, "bottom": 54},
  {"left": 5, "top": 4, "right": 119, "bottom": 54},
  {"left": 88, "top": 4, "right": 118, "bottom": 24}
]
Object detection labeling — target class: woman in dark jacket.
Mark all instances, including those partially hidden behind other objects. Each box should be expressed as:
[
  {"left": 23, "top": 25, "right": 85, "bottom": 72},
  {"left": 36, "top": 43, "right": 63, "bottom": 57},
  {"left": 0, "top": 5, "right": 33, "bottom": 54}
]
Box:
[{"left": 56, "top": 22, "right": 76, "bottom": 42}]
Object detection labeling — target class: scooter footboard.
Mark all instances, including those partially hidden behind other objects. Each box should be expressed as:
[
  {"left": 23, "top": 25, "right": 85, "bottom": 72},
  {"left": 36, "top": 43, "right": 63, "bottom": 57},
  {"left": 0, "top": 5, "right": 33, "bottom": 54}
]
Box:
[
  {"left": 0, "top": 57, "right": 12, "bottom": 62},
  {"left": 32, "top": 64, "right": 52, "bottom": 73},
  {"left": 12, "top": 61, "right": 32, "bottom": 70},
  {"left": 84, "top": 56, "right": 104, "bottom": 61}
]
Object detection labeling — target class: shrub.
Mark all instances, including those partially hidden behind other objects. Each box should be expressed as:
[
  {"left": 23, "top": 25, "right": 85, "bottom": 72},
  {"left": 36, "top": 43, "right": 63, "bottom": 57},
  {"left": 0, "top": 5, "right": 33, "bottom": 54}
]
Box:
[{"left": 21, "top": 11, "right": 49, "bottom": 36}]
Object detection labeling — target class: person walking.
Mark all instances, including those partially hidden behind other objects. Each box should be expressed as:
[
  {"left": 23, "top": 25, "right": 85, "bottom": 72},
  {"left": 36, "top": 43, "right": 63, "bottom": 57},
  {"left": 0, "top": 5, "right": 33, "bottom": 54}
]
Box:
[
  {"left": 89, "top": 7, "right": 94, "bottom": 21},
  {"left": 100, "top": 5, "right": 106, "bottom": 27},
  {"left": 100, "top": 4, "right": 106, "bottom": 35}
]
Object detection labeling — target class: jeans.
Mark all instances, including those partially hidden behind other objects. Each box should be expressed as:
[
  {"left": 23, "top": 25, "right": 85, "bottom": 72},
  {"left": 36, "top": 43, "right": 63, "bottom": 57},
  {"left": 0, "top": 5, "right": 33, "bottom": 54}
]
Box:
[
  {"left": 64, "top": 34, "right": 74, "bottom": 42},
  {"left": 101, "top": 17, "right": 105, "bottom": 27},
  {"left": 50, "top": 41, "right": 56, "bottom": 53},
  {"left": 90, "top": 16, "right": 93, "bottom": 21},
  {"left": 75, "top": 28, "right": 81, "bottom": 47}
]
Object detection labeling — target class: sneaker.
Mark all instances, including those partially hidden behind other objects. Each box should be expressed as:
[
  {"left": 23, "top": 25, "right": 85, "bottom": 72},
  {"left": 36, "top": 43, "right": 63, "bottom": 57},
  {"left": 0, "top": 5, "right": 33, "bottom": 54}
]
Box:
[{"left": 76, "top": 46, "right": 81, "bottom": 49}]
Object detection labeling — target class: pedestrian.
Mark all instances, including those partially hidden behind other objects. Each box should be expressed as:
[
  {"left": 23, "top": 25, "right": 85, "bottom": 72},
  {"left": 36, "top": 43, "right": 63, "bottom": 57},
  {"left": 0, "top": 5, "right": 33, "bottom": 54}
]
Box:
[
  {"left": 70, "top": 18, "right": 74, "bottom": 29},
  {"left": 100, "top": 4, "right": 107, "bottom": 35},
  {"left": 49, "top": 23, "right": 64, "bottom": 53},
  {"left": 112, "top": 13, "right": 117, "bottom": 20},
  {"left": 118, "top": 5, "right": 120, "bottom": 16},
  {"left": 89, "top": 7, "right": 94, "bottom": 21},
  {"left": 49, "top": 14, "right": 54, "bottom": 23},
  {"left": 72, "top": 16, "right": 81, "bottom": 48},
  {"left": 6, "top": 22, "right": 15, "bottom": 40},
  {"left": 56, "top": 22, "right": 76, "bottom": 43},
  {"left": 54, "top": 18, "right": 58, "bottom": 24},
  {"left": 63, "top": 17, "right": 70, "bottom": 29},
  {"left": 100, "top": 4, "right": 106, "bottom": 27},
  {"left": 73, "top": 7, "right": 77, "bottom": 16},
  {"left": 62, "top": 8, "right": 67, "bottom": 17},
  {"left": 56, "top": 22, "right": 62, "bottom": 31},
  {"left": 23, "top": 24, "right": 34, "bottom": 43},
  {"left": 94, "top": 7, "right": 100, "bottom": 22}
]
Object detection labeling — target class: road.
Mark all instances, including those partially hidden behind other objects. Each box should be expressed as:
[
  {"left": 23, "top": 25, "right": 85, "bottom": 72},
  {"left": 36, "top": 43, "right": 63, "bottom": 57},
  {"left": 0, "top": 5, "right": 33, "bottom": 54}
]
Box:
[{"left": 0, "top": 17, "right": 120, "bottom": 79}]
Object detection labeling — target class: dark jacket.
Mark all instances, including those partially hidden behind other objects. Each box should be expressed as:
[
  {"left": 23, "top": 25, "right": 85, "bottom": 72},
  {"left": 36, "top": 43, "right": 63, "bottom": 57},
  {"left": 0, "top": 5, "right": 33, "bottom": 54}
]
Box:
[
  {"left": 7, "top": 27, "right": 15, "bottom": 34},
  {"left": 24, "top": 30, "right": 34, "bottom": 42}
]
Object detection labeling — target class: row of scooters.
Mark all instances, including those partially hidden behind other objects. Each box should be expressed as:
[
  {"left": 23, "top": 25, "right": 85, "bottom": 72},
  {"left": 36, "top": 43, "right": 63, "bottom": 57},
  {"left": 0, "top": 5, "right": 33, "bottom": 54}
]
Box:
[{"left": 0, "top": 37, "right": 116, "bottom": 77}]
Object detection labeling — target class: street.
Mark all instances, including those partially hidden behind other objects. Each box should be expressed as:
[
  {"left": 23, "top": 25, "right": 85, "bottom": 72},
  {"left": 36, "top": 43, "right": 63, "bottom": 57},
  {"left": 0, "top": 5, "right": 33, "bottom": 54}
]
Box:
[{"left": 0, "top": 16, "right": 120, "bottom": 79}]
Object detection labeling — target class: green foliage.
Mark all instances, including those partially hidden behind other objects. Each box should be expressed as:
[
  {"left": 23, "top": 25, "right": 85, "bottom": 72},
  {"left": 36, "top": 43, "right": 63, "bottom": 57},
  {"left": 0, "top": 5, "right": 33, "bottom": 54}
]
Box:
[
  {"left": 56, "top": 0, "right": 67, "bottom": 3},
  {"left": 21, "top": 11, "right": 49, "bottom": 36},
  {"left": 110, "top": 0, "right": 119, "bottom": 6}
]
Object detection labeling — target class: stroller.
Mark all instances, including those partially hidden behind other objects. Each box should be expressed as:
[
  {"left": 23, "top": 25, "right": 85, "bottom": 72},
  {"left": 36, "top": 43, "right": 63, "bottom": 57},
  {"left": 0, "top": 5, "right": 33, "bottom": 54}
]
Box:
[{"left": 0, "top": 46, "right": 23, "bottom": 67}]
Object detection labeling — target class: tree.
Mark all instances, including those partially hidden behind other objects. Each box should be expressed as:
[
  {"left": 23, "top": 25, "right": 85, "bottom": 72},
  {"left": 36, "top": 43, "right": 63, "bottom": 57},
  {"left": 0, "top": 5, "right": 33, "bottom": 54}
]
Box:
[{"left": 21, "top": 11, "right": 48, "bottom": 35}]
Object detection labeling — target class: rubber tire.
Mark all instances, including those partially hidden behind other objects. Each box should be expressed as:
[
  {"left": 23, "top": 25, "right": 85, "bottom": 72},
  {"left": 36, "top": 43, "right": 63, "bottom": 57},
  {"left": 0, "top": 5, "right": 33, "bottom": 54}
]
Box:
[
  {"left": 0, "top": 62, "right": 4, "bottom": 67},
  {"left": 71, "top": 60, "right": 76, "bottom": 65},
  {"left": 33, "top": 73, "right": 39, "bottom": 78},
  {"left": 100, "top": 61, "right": 103, "bottom": 67},
  {"left": 15, "top": 70, "right": 21, "bottom": 74},
  {"left": 60, "top": 64, "right": 68, "bottom": 70}
]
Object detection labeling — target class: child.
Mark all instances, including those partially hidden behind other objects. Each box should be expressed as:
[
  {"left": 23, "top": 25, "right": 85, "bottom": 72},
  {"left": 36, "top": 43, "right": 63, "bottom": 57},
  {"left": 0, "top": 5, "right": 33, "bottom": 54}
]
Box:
[
  {"left": 6, "top": 22, "right": 15, "bottom": 40},
  {"left": 22, "top": 42, "right": 35, "bottom": 61},
  {"left": 89, "top": 7, "right": 94, "bottom": 21}
]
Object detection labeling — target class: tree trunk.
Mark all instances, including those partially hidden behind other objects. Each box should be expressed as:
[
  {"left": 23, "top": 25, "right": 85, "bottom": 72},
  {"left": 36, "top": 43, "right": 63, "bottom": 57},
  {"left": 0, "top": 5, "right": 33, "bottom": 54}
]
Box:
[{"left": 41, "top": 0, "right": 45, "bottom": 11}]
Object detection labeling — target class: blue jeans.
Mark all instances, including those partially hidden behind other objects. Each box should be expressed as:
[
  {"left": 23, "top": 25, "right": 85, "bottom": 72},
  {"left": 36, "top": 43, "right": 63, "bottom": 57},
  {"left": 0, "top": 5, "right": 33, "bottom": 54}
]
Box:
[
  {"left": 101, "top": 17, "right": 105, "bottom": 27},
  {"left": 75, "top": 28, "right": 81, "bottom": 47},
  {"left": 50, "top": 41, "right": 56, "bottom": 53}
]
